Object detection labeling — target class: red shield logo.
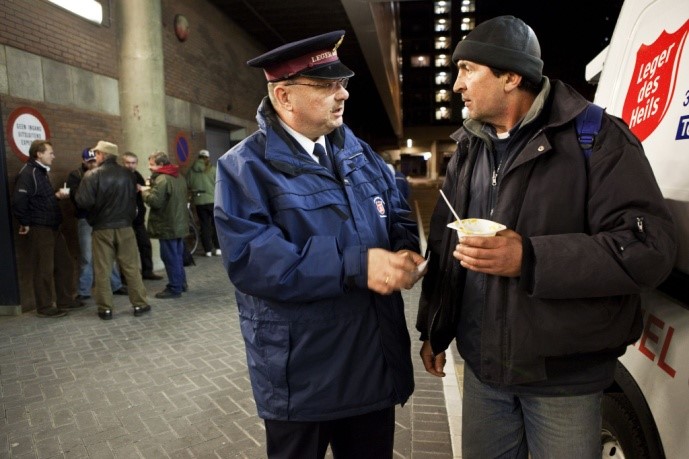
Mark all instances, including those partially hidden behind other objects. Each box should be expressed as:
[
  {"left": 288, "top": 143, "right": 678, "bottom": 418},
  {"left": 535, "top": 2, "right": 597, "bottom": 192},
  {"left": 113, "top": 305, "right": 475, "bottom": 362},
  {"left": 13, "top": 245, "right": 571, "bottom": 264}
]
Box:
[
  {"left": 622, "top": 19, "right": 689, "bottom": 142},
  {"left": 374, "top": 196, "right": 386, "bottom": 216}
]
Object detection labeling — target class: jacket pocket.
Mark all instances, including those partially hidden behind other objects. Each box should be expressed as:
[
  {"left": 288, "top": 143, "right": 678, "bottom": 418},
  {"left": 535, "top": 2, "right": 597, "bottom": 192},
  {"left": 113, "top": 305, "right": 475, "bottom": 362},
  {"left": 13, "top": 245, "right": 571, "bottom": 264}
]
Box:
[
  {"left": 511, "top": 295, "right": 642, "bottom": 359},
  {"left": 240, "top": 318, "right": 290, "bottom": 417}
]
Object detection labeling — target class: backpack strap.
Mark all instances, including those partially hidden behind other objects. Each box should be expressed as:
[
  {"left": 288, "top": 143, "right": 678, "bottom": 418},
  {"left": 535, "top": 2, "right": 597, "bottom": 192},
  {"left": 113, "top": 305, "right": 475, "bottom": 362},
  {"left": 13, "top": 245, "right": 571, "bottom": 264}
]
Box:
[{"left": 575, "top": 103, "right": 605, "bottom": 159}]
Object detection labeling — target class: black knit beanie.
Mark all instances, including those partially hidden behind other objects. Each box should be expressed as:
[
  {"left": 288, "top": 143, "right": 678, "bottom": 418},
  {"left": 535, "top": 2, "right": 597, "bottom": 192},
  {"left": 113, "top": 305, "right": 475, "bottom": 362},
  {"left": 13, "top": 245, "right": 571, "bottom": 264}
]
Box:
[{"left": 452, "top": 15, "right": 543, "bottom": 84}]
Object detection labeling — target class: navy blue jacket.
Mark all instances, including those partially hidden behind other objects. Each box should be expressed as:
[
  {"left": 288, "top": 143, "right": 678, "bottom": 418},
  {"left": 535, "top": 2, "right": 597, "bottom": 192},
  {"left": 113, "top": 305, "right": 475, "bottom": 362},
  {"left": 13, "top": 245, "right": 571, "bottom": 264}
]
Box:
[
  {"left": 215, "top": 98, "right": 418, "bottom": 421},
  {"left": 12, "top": 159, "right": 62, "bottom": 229}
]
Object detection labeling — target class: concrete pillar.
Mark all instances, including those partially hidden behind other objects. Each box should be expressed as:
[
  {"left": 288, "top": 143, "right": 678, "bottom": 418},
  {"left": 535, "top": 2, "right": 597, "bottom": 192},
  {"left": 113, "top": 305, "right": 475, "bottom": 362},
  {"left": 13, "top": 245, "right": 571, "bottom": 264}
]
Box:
[
  {"left": 117, "top": 0, "right": 167, "bottom": 270},
  {"left": 430, "top": 141, "right": 439, "bottom": 180}
]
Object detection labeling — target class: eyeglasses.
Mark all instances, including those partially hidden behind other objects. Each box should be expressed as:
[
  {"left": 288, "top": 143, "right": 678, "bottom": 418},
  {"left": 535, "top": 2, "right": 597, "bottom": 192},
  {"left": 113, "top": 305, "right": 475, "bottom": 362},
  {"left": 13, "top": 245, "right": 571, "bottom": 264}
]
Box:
[{"left": 284, "top": 78, "right": 349, "bottom": 93}]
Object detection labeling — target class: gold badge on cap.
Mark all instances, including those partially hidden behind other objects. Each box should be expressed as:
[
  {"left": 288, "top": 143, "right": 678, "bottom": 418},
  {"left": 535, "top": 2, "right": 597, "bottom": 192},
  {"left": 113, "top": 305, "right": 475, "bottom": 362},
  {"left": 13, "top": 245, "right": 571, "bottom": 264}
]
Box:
[{"left": 333, "top": 35, "right": 344, "bottom": 54}]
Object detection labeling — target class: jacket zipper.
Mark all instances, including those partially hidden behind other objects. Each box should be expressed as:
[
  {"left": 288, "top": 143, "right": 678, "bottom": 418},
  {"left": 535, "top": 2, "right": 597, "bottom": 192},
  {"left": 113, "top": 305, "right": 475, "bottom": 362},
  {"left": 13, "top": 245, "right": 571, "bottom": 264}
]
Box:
[{"left": 619, "top": 217, "right": 646, "bottom": 252}]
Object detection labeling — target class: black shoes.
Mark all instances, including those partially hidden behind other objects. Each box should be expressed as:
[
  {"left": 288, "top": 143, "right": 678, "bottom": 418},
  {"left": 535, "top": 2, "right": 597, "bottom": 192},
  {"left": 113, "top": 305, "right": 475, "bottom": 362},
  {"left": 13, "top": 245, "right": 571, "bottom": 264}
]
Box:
[
  {"left": 58, "top": 299, "right": 86, "bottom": 311},
  {"left": 37, "top": 308, "right": 67, "bottom": 318},
  {"left": 155, "top": 288, "right": 181, "bottom": 299},
  {"left": 75, "top": 294, "right": 91, "bottom": 301},
  {"left": 113, "top": 286, "right": 129, "bottom": 295},
  {"left": 142, "top": 272, "right": 163, "bottom": 280},
  {"left": 98, "top": 309, "right": 113, "bottom": 320},
  {"left": 133, "top": 305, "right": 151, "bottom": 317}
]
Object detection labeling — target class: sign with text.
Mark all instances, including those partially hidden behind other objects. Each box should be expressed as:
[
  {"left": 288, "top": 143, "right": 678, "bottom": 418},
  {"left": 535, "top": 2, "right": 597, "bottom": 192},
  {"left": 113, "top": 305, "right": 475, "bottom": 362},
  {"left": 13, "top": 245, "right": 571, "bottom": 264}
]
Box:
[
  {"left": 5, "top": 107, "right": 51, "bottom": 162},
  {"left": 622, "top": 19, "right": 689, "bottom": 142}
]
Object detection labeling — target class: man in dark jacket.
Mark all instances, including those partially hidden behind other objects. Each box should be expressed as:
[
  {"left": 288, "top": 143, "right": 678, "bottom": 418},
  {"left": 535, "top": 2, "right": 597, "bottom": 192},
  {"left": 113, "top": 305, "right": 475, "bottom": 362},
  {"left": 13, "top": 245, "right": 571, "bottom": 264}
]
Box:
[
  {"left": 215, "top": 31, "right": 426, "bottom": 458},
  {"left": 66, "top": 147, "right": 127, "bottom": 300},
  {"left": 76, "top": 140, "right": 150, "bottom": 320},
  {"left": 12, "top": 139, "right": 83, "bottom": 317},
  {"left": 141, "top": 151, "right": 189, "bottom": 299},
  {"left": 416, "top": 16, "right": 677, "bottom": 458},
  {"left": 122, "top": 151, "right": 162, "bottom": 280}
]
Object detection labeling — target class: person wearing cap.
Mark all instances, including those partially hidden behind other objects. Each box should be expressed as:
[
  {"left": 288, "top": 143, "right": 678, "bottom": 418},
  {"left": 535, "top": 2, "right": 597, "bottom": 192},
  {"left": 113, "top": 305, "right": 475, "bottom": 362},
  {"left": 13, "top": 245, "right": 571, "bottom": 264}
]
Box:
[
  {"left": 214, "top": 31, "right": 425, "bottom": 458},
  {"left": 186, "top": 149, "right": 221, "bottom": 257},
  {"left": 66, "top": 147, "right": 128, "bottom": 301},
  {"left": 76, "top": 140, "right": 151, "bottom": 320},
  {"left": 416, "top": 15, "right": 676, "bottom": 457},
  {"left": 12, "top": 139, "right": 83, "bottom": 317}
]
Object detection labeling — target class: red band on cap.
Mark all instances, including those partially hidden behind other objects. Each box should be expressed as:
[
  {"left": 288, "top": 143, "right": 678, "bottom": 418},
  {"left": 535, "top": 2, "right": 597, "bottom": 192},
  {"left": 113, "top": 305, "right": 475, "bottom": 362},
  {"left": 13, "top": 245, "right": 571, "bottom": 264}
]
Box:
[{"left": 264, "top": 48, "right": 340, "bottom": 81}]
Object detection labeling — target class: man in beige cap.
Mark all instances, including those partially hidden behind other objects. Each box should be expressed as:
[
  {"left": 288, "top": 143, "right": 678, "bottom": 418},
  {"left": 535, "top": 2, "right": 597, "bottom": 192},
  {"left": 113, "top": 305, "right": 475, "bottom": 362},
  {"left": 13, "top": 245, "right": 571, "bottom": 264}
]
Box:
[{"left": 76, "top": 140, "right": 150, "bottom": 320}]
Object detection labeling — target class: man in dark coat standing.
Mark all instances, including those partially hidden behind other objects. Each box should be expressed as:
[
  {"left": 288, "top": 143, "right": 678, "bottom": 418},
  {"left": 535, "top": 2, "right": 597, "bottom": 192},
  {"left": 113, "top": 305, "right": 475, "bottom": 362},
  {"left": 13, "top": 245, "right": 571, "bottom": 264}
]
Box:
[
  {"left": 12, "top": 139, "right": 83, "bottom": 317},
  {"left": 417, "top": 16, "right": 676, "bottom": 458},
  {"left": 122, "top": 151, "right": 162, "bottom": 280}
]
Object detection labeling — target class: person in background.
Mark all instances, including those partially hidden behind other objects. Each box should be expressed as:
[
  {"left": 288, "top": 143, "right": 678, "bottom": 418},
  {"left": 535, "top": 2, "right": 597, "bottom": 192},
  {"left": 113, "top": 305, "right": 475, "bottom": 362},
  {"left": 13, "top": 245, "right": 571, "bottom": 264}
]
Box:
[
  {"left": 75, "top": 140, "right": 150, "bottom": 320},
  {"left": 67, "top": 147, "right": 128, "bottom": 300},
  {"left": 382, "top": 152, "right": 411, "bottom": 203},
  {"left": 215, "top": 31, "right": 425, "bottom": 459},
  {"left": 392, "top": 159, "right": 410, "bottom": 203},
  {"left": 186, "top": 148, "right": 221, "bottom": 257},
  {"left": 141, "top": 151, "right": 189, "bottom": 299},
  {"left": 12, "top": 139, "right": 84, "bottom": 318},
  {"left": 416, "top": 16, "right": 676, "bottom": 458},
  {"left": 122, "top": 151, "right": 162, "bottom": 280}
]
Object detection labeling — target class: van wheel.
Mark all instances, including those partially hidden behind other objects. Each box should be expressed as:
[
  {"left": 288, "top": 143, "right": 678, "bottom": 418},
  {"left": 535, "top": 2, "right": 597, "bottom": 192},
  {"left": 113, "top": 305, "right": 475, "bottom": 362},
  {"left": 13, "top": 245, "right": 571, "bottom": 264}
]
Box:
[{"left": 601, "top": 393, "right": 649, "bottom": 458}]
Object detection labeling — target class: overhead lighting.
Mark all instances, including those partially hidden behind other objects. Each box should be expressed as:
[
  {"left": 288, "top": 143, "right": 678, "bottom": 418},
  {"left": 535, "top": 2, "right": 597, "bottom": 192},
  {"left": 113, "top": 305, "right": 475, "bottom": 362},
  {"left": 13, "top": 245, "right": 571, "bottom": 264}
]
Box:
[
  {"left": 47, "top": 0, "right": 103, "bottom": 24},
  {"left": 406, "top": 138, "right": 413, "bottom": 148}
]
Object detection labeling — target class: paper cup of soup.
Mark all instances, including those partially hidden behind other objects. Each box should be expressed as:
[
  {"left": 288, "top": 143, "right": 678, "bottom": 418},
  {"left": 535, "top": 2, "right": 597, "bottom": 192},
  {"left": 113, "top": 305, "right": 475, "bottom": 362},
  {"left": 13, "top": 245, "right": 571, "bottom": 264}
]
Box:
[{"left": 446, "top": 218, "right": 506, "bottom": 238}]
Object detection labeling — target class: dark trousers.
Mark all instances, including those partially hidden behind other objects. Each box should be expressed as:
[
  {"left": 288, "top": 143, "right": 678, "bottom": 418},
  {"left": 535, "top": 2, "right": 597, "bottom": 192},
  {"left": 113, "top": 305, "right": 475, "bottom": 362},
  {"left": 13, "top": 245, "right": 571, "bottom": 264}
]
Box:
[
  {"left": 24, "top": 226, "right": 75, "bottom": 310},
  {"left": 264, "top": 406, "right": 395, "bottom": 459},
  {"left": 195, "top": 203, "right": 219, "bottom": 253},
  {"left": 133, "top": 222, "right": 153, "bottom": 274}
]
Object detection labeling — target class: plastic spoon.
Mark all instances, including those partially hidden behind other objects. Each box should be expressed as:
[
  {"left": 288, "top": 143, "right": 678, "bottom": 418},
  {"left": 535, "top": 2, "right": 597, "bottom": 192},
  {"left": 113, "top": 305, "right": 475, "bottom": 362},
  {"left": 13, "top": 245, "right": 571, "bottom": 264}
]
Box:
[{"left": 439, "top": 189, "right": 464, "bottom": 231}]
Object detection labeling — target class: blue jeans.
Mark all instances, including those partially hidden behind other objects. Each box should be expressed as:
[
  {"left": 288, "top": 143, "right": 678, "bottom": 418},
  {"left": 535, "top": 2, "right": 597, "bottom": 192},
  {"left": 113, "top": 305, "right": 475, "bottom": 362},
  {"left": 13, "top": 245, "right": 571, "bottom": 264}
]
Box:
[
  {"left": 77, "top": 218, "right": 122, "bottom": 296},
  {"left": 462, "top": 366, "right": 602, "bottom": 459},
  {"left": 159, "top": 238, "right": 186, "bottom": 293}
]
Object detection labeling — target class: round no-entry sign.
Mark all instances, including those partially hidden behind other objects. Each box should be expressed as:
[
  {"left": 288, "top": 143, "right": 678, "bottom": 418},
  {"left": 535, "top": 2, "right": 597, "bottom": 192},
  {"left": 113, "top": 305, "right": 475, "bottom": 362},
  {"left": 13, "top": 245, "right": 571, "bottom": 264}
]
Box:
[{"left": 6, "top": 107, "right": 51, "bottom": 162}]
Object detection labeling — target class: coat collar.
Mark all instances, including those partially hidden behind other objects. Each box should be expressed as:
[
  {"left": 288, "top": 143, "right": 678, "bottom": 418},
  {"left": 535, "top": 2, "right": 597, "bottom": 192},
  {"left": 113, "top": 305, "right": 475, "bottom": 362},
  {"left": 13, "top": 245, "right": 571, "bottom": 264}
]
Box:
[{"left": 256, "top": 97, "right": 364, "bottom": 177}]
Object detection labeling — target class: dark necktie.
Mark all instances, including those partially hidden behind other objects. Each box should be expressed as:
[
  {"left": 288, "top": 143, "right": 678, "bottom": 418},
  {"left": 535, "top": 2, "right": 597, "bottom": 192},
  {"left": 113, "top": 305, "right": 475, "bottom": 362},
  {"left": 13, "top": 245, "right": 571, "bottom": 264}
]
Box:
[{"left": 313, "top": 143, "right": 332, "bottom": 172}]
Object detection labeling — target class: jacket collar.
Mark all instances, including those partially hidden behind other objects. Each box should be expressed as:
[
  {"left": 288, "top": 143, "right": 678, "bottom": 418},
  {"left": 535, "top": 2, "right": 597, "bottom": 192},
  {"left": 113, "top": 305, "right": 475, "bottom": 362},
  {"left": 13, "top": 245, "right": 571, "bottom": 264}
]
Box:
[
  {"left": 450, "top": 78, "right": 589, "bottom": 144},
  {"left": 256, "top": 97, "right": 361, "bottom": 176}
]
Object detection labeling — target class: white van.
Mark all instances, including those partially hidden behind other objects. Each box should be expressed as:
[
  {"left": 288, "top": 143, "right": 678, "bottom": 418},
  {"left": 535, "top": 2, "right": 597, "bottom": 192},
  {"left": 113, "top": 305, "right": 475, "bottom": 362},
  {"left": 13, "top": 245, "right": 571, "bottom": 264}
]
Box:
[{"left": 586, "top": 0, "right": 689, "bottom": 457}]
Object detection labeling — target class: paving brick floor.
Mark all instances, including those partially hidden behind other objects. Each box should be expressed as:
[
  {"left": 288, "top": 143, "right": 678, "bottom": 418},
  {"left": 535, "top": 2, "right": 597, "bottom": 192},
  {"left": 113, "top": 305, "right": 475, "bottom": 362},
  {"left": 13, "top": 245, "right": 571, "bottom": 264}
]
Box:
[{"left": 0, "top": 255, "right": 455, "bottom": 458}]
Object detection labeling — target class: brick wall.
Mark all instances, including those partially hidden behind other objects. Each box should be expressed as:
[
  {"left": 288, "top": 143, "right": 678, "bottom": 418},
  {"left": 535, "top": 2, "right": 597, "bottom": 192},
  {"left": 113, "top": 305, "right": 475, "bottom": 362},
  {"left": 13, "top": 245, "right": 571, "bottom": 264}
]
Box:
[
  {"left": 0, "top": 0, "right": 118, "bottom": 78},
  {"left": 162, "top": 0, "right": 266, "bottom": 122}
]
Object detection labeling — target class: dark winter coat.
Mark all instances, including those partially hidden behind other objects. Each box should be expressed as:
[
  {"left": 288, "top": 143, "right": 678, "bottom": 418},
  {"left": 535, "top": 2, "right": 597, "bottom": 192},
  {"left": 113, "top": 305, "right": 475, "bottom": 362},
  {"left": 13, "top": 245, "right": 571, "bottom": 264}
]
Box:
[
  {"left": 12, "top": 159, "right": 62, "bottom": 229},
  {"left": 75, "top": 156, "right": 138, "bottom": 230},
  {"left": 417, "top": 79, "right": 676, "bottom": 388},
  {"left": 66, "top": 164, "right": 90, "bottom": 219}
]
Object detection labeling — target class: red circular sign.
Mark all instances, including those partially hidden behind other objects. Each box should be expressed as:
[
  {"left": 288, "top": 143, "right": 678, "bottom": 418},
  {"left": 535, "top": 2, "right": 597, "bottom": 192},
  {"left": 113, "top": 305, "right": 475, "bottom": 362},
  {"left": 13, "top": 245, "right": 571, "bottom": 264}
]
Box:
[{"left": 6, "top": 107, "right": 51, "bottom": 163}]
